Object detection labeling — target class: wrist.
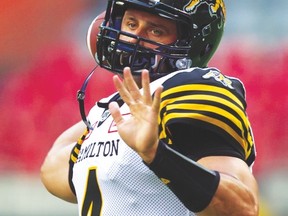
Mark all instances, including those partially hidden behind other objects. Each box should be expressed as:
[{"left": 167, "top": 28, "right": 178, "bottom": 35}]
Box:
[{"left": 139, "top": 140, "right": 159, "bottom": 164}]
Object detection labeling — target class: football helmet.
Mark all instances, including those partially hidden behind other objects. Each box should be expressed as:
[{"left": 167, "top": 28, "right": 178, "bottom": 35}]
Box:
[{"left": 89, "top": 0, "right": 226, "bottom": 78}]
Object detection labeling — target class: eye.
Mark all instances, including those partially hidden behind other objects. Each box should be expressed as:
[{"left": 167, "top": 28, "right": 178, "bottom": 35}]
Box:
[
  {"left": 126, "top": 21, "right": 137, "bottom": 30},
  {"left": 150, "top": 28, "right": 163, "bottom": 36}
]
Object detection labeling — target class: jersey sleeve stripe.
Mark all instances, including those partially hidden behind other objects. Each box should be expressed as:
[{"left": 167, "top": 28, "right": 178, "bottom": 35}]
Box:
[
  {"left": 161, "top": 84, "right": 244, "bottom": 110},
  {"left": 70, "top": 153, "right": 78, "bottom": 163},
  {"left": 68, "top": 127, "right": 90, "bottom": 194},
  {"left": 167, "top": 103, "right": 243, "bottom": 134},
  {"left": 70, "top": 128, "right": 90, "bottom": 163},
  {"left": 159, "top": 84, "right": 254, "bottom": 161},
  {"left": 164, "top": 95, "right": 252, "bottom": 145},
  {"left": 161, "top": 94, "right": 248, "bottom": 128}
]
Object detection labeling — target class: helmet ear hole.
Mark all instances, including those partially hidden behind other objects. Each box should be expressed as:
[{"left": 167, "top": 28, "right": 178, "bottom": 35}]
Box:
[{"left": 87, "top": 11, "right": 106, "bottom": 58}]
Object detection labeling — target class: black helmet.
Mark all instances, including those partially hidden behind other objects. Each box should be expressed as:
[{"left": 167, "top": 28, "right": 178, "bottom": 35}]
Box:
[{"left": 91, "top": 0, "right": 226, "bottom": 78}]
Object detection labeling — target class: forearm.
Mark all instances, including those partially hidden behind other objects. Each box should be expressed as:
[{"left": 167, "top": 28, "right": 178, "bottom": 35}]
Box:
[
  {"left": 40, "top": 121, "right": 86, "bottom": 203},
  {"left": 196, "top": 155, "right": 259, "bottom": 216},
  {"left": 144, "top": 140, "right": 259, "bottom": 215},
  {"left": 41, "top": 144, "right": 77, "bottom": 203},
  {"left": 199, "top": 173, "right": 259, "bottom": 216}
]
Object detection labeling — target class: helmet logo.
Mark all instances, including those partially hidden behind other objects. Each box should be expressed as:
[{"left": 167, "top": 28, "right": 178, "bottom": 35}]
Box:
[
  {"left": 184, "top": 0, "right": 201, "bottom": 13},
  {"left": 211, "top": 0, "right": 226, "bottom": 18},
  {"left": 184, "top": 0, "right": 226, "bottom": 19}
]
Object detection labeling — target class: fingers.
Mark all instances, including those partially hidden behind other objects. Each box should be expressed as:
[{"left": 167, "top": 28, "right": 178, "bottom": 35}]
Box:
[
  {"left": 123, "top": 67, "right": 142, "bottom": 102},
  {"left": 112, "top": 67, "right": 162, "bottom": 109},
  {"left": 152, "top": 85, "right": 163, "bottom": 113},
  {"left": 141, "top": 70, "right": 152, "bottom": 105},
  {"left": 109, "top": 101, "right": 123, "bottom": 125},
  {"left": 112, "top": 69, "right": 134, "bottom": 106}
]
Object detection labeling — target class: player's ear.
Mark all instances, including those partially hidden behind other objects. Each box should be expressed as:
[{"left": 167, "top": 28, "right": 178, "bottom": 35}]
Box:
[{"left": 86, "top": 11, "right": 106, "bottom": 58}]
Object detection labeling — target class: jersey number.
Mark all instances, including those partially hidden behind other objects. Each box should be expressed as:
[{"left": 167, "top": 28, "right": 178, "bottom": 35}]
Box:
[{"left": 82, "top": 167, "right": 102, "bottom": 216}]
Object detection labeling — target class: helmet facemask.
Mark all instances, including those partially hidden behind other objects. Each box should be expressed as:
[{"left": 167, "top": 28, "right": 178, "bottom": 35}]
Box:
[{"left": 95, "top": 0, "right": 225, "bottom": 78}]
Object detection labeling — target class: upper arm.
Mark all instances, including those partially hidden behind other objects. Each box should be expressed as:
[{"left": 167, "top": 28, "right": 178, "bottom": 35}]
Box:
[
  {"left": 198, "top": 156, "right": 257, "bottom": 192},
  {"left": 40, "top": 121, "right": 86, "bottom": 203}
]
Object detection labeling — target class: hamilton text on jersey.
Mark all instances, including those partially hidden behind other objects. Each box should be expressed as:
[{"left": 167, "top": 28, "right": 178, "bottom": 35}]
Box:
[{"left": 76, "top": 139, "right": 120, "bottom": 163}]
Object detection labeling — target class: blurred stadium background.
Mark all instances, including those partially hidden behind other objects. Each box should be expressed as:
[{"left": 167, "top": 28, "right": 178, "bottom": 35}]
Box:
[{"left": 0, "top": 0, "right": 287, "bottom": 215}]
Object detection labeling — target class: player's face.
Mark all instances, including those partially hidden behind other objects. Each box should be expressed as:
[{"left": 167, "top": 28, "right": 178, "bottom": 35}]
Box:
[{"left": 120, "top": 9, "right": 177, "bottom": 48}]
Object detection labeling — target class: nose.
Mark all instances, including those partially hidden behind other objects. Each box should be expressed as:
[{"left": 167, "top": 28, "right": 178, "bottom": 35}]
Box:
[
  {"left": 127, "top": 36, "right": 138, "bottom": 44},
  {"left": 121, "top": 35, "right": 145, "bottom": 47},
  {"left": 132, "top": 27, "right": 147, "bottom": 38},
  {"left": 121, "top": 28, "right": 146, "bottom": 45}
]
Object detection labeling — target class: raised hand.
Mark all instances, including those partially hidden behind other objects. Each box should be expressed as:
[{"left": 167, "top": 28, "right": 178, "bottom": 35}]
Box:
[{"left": 108, "top": 67, "right": 163, "bottom": 163}]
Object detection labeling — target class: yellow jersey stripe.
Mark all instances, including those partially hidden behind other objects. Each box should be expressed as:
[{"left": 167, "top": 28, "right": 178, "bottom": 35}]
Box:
[{"left": 161, "top": 84, "right": 244, "bottom": 109}]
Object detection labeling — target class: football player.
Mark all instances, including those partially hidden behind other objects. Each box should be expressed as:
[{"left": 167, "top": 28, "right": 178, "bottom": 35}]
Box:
[{"left": 41, "top": 0, "right": 259, "bottom": 215}]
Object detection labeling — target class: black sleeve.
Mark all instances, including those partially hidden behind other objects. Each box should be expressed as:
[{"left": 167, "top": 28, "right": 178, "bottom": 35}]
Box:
[{"left": 168, "top": 122, "right": 246, "bottom": 162}]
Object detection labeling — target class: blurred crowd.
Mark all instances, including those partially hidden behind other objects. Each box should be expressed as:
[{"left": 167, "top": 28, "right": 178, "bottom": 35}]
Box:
[
  {"left": 0, "top": 1, "right": 287, "bottom": 215},
  {"left": 0, "top": 0, "right": 114, "bottom": 172}
]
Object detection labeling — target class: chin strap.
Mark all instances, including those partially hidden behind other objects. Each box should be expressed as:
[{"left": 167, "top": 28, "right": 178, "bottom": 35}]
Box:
[{"left": 77, "top": 66, "right": 98, "bottom": 130}]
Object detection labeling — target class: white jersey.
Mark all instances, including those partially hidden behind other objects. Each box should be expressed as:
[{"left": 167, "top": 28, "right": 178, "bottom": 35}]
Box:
[
  {"left": 70, "top": 71, "right": 195, "bottom": 216},
  {"left": 70, "top": 67, "right": 256, "bottom": 215}
]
